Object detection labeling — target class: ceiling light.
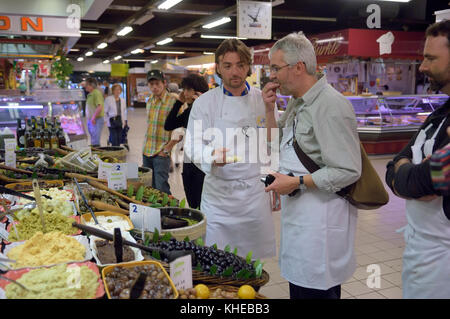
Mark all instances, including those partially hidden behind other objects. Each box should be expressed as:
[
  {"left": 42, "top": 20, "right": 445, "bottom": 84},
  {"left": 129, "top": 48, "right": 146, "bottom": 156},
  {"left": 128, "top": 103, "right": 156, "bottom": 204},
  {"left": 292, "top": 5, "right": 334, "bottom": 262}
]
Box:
[
  {"left": 77, "top": 57, "right": 84, "bottom": 62},
  {"left": 151, "top": 50, "right": 185, "bottom": 54},
  {"left": 203, "top": 51, "right": 214, "bottom": 55},
  {"left": 377, "top": 0, "right": 411, "bottom": 2},
  {"left": 88, "top": 70, "right": 94, "bottom": 73},
  {"left": 143, "top": 44, "right": 155, "bottom": 50},
  {"left": 158, "top": 0, "right": 183, "bottom": 10},
  {"left": 156, "top": 38, "right": 173, "bottom": 45},
  {"left": 253, "top": 48, "right": 270, "bottom": 53},
  {"left": 187, "top": 65, "right": 202, "bottom": 69},
  {"left": 85, "top": 51, "right": 93, "bottom": 56},
  {"left": 97, "top": 42, "right": 108, "bottom": 49},
  {"left": 202, "top": 17, "right": 231, "bottom": 29},
  {"left": 315, "top": 36, "right": 344, "bottom": 44},
  {"left": 70, "top": 48, "right": 80, "bottom": 52},
  {"left": 114, "top": 55, "right": 122, "bottom": 60},
  {"left": 201, "top": 34, "right": 247, "bottom": 40},
  {"left": 117, "top": 26, "right": 133, "bottom": 36},
  {"left": 123, "top": 59, "right": 147, "bottom": 62},
  {"left": 80, "top": 30, "right": 99, "bottom": 34},
  {"left": 103, "top": 60, "right": 110, "bottom": 64},
  {"left": 131, "top": 48, "right": 144, "bottom": 54},
  {"left": 151, "top": 60, "right": 158, "bottom": 64},
  {"left": 202, "top": 63, "right": 215, "bottom": 68}
]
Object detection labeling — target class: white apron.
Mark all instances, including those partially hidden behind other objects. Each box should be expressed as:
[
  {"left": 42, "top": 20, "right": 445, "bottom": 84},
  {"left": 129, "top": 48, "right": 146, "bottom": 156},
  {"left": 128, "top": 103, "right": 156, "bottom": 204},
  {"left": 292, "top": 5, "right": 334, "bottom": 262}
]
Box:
[
  {"left": 200, "top": 88, "right": 276, "bottom": 260},
  {"left": 401, "top": 117, "right": 450, "bottom": 299},
  {"left": 279, "top": 123, "right": 357, "bottom": 290}
]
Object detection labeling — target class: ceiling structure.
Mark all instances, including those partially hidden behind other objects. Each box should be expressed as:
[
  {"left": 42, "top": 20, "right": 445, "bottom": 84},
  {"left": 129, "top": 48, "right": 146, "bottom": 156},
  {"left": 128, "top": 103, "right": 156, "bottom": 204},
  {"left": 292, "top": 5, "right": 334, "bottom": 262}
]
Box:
[{"left": 68, "top": 0, "right": 449, "bottom": 63}]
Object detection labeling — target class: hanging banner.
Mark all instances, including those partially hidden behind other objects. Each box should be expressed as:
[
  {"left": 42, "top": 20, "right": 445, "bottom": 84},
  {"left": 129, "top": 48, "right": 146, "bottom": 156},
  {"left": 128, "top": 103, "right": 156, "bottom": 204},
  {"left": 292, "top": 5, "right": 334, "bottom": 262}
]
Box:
[
  {"left": 0, "top": 14, "right": 80, "bottom": 37},
  {"left": 111, "top": 64, "right": 129, "bottom": 77}
]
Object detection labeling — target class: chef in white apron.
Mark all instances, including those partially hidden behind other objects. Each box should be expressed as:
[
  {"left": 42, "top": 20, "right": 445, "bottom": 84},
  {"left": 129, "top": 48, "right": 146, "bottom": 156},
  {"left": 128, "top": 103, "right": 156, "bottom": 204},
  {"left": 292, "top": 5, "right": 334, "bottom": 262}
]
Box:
[
  {"left": 184, "top": 39, "right": 276, "bottom": 260},
  {"left": 400, "top": 117, "right": 450, "bottom": 299}
]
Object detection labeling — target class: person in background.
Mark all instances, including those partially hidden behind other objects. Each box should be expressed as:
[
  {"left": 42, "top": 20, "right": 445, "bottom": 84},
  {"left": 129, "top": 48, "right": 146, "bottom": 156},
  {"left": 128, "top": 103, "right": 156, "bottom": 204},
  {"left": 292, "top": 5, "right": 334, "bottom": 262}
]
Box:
[
  {"left": 80, "top": 80, "right": 88, "bottom": 117},
  {"left": 143, "top": 70, "right": 178, "bottom": 195},
  {"left": 103, "top": 80, "right": 110, "bottom": 98},
  {"left": 263, "top": 32, "right": 361, "bottom": 299},
  {"left": 168, "top": 82, "right": 180, "bottom": 95},
  {"left": 84, "top": 77, "right": 105, "bottom": 147},
  {"left": 184, "top": 39, "right": 276, "bottom": 260},
  {"left": 164, "top": 74, "right": 209, "bottom": 209},
  {"left": 104, "top": 84, "right": 127, "bottom": 147},
  {"left": 385, "top": 20, "right": 450, "bottom": 299}
]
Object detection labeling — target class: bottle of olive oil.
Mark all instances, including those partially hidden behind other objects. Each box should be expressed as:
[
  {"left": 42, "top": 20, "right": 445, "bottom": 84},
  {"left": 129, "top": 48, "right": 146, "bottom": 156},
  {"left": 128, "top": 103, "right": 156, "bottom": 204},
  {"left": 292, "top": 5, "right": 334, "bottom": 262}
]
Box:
[
  {"left": 43, "top": 130, "right": 51, "bottom": 149},
  {"left": 34, "top": 130, "right": 42, "bottom": 148},
  {"left": 50, "top": 129, "right": 58, "bottom": 149}
]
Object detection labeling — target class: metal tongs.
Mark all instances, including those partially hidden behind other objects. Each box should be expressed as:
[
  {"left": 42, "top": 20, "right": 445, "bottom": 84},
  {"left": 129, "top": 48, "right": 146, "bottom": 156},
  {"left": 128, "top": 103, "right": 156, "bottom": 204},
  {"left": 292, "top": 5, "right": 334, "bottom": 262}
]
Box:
[
  {"left": 73, "top": 178, "right": 99, "bottom": 225},
  {"left": 0, "top": 185, "right": 52, "bottom": 201}
]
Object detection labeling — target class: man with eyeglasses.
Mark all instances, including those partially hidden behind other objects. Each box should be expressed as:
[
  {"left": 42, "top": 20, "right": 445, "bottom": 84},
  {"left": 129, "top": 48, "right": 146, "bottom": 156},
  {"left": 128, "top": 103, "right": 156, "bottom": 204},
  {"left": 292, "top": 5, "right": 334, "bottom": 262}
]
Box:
[
  {"left": 262, "top": 32, "right": 362, "bottom": 299},
  {"left": 184, "top": 39, "right": 277, "bottom": 260}
]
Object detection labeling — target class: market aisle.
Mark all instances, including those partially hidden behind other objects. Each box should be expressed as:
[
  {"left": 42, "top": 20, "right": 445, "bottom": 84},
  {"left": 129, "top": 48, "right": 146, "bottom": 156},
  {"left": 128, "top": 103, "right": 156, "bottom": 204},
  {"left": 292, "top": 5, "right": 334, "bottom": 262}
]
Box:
[{"left": 112, "top": 108, "right": 407, "bottom": 299}]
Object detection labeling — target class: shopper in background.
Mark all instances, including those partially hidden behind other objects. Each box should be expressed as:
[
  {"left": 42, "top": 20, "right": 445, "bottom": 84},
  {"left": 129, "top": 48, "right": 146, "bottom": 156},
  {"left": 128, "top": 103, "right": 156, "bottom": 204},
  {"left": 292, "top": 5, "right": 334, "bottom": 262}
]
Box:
[
  {"left": 143, "top": 70, "right": 177, "bottom": 195},
  {"left": 80, "top": 80, "right": 88, "bottom": 117},
  {"left": 104, "top": 84, "right": 127, "bottom": 147},
  {"left": 103, "top": 80, "right": 110, "bottom": 98},
  {"left": 185, "top": 39, "right": 276, "bottom": 259},
  {"left": 168, "top": 82, "right": 180, "bottom": 95},
  {"left": 385, "top": 20, "right": 450, "bottom": 299},
  {"left": 263, "top": 32, "right": 361, "bottom": 299},
  {"left": 85, "top": 77, "right": 105, "bottom": 147},
  {"left": 164, "top": 74, "right": 209, "bottom": 209}
]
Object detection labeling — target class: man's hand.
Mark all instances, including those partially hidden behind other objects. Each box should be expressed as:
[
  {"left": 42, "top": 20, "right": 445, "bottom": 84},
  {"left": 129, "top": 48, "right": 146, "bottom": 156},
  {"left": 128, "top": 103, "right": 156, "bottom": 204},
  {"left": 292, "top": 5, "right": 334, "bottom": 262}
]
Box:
[
  {"left": 212, "top": 148, "right": 229, "bottom": 167},
  {"left": 90, "top": 117, "right": 96, "bottom": 125},
  {"left": 262, "top": 82, "right": 280, "bottom": 112},
  {"left": 264, "top": 172, "right": 299, "bottom": 195}
]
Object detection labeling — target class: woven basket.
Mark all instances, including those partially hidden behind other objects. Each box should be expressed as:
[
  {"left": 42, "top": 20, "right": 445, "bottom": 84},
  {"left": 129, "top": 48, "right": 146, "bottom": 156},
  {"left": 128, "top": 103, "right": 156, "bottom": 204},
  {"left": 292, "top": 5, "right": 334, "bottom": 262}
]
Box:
[
  {"left": 206, "top": 284, "right": 267, "bottom": 299},
  {"left": 92, "top": 146, "right": 127, "bottom": 162},
  {"left": 191, "top": 269, "right": 270, "bottom": 290}
]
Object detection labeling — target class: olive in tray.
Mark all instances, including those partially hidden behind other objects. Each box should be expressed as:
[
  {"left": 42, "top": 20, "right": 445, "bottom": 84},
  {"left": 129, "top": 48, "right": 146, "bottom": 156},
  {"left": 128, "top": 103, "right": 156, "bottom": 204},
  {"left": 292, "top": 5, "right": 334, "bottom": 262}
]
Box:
[{"left": 104, "top": 264, "right": 175, "bottom": 299}]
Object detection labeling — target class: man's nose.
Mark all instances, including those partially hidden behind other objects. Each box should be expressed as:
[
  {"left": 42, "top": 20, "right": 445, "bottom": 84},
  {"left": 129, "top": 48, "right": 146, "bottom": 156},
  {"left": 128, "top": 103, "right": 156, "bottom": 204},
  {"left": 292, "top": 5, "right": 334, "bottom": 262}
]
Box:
[
  {"left": 269, "top": 72, "right": 276, "bottom": 80},
  {"left": 419, "top": 61, "right": 427, "bottom": 73}
]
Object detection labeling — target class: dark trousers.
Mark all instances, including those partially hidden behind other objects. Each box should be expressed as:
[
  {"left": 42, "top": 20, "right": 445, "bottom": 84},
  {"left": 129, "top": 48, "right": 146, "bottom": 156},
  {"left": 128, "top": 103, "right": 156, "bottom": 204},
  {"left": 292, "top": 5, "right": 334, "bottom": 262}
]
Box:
[
  {"left": 289, "top": 282, "right": 341, "bottom": 299},
  {"left": 142, "top": 154, "right": 171, "bottom": 195},
  {"left": 182, "top": 162, "right": 205, "bottom": 210},
  {"left": 108, "top": 126, "right": 122, "bottom": 146}
]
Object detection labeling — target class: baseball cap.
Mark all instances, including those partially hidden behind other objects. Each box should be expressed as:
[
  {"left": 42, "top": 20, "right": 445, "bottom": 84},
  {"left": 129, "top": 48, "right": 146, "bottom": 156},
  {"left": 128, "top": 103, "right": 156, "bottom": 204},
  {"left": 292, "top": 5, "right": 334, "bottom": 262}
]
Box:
[{"left": 147, "top": 70, "right": 165, "bottom": 82}]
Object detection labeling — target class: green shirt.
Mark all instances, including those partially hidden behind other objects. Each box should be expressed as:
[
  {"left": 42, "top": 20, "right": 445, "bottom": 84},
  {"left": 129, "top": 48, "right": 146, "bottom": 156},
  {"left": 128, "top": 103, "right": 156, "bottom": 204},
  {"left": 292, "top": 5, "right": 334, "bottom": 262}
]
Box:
[{"left": 86, "top": 88, "right": 105, "bottom": 119}]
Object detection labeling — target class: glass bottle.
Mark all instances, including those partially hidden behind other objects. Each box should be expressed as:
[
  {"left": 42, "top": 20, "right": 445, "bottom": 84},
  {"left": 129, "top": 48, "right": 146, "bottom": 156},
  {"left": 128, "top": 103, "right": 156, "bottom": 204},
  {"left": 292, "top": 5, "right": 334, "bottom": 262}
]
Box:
[
  {"left": 51, "top": 129, "right": 59, "bottom": 149},
  {"left": 34, "top": 130, "right": 42, "bottom": 148}
]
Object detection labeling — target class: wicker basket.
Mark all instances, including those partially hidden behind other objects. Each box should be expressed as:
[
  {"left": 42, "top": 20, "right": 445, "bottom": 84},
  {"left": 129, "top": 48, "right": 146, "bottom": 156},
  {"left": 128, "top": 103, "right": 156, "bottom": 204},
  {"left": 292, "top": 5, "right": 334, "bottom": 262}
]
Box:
[
  {"left": 92, "top": 146, "right": 127, "bottom": 162},
  {"left": 206, "top": 284, "right": 267, "bottom": 299},
  {"left": 191, "top": 269, "right": 270, "bottom": 290}
]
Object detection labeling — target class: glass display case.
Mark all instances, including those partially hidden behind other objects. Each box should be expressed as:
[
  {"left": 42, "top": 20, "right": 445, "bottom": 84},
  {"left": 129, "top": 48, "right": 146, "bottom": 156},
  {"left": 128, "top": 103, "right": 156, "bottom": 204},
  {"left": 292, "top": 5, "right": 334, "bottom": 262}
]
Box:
[
  {"left": 0, "top": 89, "right": 86, "bottom": 141},
  {"left": 348, "top": 94, "right": 448, "bottom": 134}
]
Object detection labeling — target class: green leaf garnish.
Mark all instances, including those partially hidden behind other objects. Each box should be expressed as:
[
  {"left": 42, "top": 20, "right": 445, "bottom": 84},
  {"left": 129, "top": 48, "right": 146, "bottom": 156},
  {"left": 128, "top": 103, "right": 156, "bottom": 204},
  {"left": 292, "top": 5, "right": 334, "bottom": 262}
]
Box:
[
  {"left": 223, "top": 266, "right": 233, "bottom": 277},
  {"left": 224, "top": 245, "right": 231, "bottom": 253},
  {"left": 195, "top": 237, "right": 204, "bottom": 246},
  {"left": 152, "top": 228, "right": 159, "bottom": 243},
  {"left": 152, "top": 250, "right": 161, "bottom": 260},
  {"left": 184, "top": 236, "right": 190, "bottom": 242},
  {"left": 179, "top": 198, "right": 186, "bottom": 208},
  {"left": 246, "top": 251, "right": 253, "bottom": 264},
  {"left": 233, "top": 247, "right": 238, "bottom": 256},
  {"left": 209, "top": 264, "right": 218, "bottom": 275}
]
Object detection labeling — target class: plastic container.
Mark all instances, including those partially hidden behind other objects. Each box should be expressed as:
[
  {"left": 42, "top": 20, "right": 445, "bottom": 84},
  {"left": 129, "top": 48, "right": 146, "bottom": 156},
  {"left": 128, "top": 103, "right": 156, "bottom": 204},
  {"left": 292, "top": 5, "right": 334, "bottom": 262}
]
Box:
[{"left": 80, "top": 211, "right": 134, "bottom": 232}]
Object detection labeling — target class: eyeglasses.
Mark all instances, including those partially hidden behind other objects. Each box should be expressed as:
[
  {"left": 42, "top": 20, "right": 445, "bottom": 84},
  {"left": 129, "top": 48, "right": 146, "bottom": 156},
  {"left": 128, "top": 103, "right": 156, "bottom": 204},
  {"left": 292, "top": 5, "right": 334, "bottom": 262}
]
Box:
[{"left": 270, "top": 64, "right": 291, "bottom": 74}]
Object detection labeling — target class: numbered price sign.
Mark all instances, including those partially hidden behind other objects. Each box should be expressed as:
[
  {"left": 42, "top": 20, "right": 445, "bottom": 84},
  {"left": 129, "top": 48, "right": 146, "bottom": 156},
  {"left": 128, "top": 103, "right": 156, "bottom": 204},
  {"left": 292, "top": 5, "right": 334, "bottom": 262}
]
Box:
[
  {"left": 170, "top": 254, "right": 193, "bottom": 291},
  {"left": 129, "top": 203, "right": 161, "bottom": 232},
  {"left": 99, "top": 161, "right": 138, "bottom": 179},
  {"left": 107, "top": 169, "right": 127, "bottom": 191}
]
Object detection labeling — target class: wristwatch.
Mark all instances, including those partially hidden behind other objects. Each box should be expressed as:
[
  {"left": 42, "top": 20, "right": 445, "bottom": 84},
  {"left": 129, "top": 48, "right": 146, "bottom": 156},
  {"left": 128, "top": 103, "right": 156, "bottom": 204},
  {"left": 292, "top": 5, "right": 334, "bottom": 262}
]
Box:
[{"left": 299, "top": 176, "right": 307, "bottom": 191}]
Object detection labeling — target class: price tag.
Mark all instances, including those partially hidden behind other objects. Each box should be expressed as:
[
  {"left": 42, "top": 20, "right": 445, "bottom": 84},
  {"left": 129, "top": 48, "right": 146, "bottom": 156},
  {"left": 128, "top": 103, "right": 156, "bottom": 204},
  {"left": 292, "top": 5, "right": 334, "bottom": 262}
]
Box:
[
  {"left": 4, "top": 152, "right": 16, "bottom": 168},
  {"left": 98, "top": 161, "right": 114, "bottom": 179},
  {"left": 170, "top": 254, "right": 193, "bottom": 291},
  {"left": 0, "top": 225, "right": 9, "bottom": 241},
  {"left": 107, "top": 170, "right": 127, "bottom": 191},
  {"left": 125, "top": 162, "right": 139, "bottom": 179},
  {"left": 4, "top": 138, "right": 16, "bottom": 153},
  {"left": 129, "top": 203, "right": 161, "bottom": 232}
]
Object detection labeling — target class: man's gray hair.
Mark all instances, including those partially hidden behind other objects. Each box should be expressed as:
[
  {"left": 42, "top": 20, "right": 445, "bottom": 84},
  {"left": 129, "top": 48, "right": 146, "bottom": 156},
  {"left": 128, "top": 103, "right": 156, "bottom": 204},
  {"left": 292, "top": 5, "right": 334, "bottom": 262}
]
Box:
[{"left": 268, "top": 31, "right": 317, "bottom": 75}]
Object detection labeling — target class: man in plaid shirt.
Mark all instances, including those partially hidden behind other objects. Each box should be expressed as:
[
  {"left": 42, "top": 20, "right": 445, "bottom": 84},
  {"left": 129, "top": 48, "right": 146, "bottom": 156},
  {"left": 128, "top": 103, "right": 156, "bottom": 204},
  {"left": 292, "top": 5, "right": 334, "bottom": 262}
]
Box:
[{"left": 143, "top": 70, "right": 177, "bottom": 194}]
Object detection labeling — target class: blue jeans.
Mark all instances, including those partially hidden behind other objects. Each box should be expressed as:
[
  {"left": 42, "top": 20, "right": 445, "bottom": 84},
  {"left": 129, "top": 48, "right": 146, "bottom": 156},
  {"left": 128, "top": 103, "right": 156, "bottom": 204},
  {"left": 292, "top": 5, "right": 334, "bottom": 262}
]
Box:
[
  {"left": 87, "top": 117, "right": 104, "bottom": 147},
  {"left": 142, "top": 154, "right": 171, "bottom": 195},
  {"left": 108, "top": 126, "right": 122, "bottom": 146}
]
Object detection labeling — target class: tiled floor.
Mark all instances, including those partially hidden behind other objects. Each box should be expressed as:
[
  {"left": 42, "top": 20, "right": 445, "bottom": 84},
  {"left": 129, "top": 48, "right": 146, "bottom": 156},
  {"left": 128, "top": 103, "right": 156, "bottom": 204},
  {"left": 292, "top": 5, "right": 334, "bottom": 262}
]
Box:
[{"left": 92, "top": 107, "right": 408, "bottom": 299}]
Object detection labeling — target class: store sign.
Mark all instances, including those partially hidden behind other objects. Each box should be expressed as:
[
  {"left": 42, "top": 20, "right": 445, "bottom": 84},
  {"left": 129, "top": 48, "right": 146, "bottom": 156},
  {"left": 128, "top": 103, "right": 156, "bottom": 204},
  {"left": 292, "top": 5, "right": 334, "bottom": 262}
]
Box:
[
  {"left": 129, "top": 204, "right": 161, "bottom": 232},
  {"left": 111, "top": 64, "right": 129, "bottom": 77},
  {"left": 0, "top": 14, "right": 80, "bottom": 37},
  {"left": 170, "top": 255, "right": 193, "bottom": 291}
]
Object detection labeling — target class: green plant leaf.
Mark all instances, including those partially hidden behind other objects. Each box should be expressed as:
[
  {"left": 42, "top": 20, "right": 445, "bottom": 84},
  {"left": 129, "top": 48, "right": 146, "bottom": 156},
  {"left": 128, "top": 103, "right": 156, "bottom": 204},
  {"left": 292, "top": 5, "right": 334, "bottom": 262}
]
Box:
[
  {"left": 253, "top": 259, "right": 261, "bottom": 270},
  {"left": 246, "top": 251, "right": 253, "bottom": 264},
  {"left": 161, "top": 232, "right": 172, "bottom": 242},
  {"left": 161, "top": 193, "right": 169, "bottom": 206},
  {"left": 144, "top": 234, "right": 150, "bottom": 246},
  {"left": 127, "top": 185, "right": 134, "bottom": 197},
  {"left": 195, "top": 262, "right": 203, "bottom": 272},
  {"left": 183, "top": 236, "right": 190, "bottom": 242},
  {"left": 152, "top": 250, "right": 161, "bottom": 260},
  {"left": 243, "top": 270, "right": 252, "bottom": 279},
  {"left": 31, "top": 171, "right": 38, "bottom": 179},
  {"left": 179, "top": 198, "right": 186, "bottom": 208},
  {"left": 255, "top": 263, "right": 263, "bottom": 278},
  {"left": 150, "top": 203, "right": 162, "bottom": 208},
  {"left": 195, "top": 237, "right": 204, "bottom": 246},
  {"left": 152, "top": 228, "right": 160, "bottom": 243},
  {"left": 223, "top": 266, "right": 233, "bottom": 277},
  {"left": 224, "top": 245, "right": 231, "bottom": 253},
  {"left": 209, "top": 264, "right": 218, "bottom": 275},
  {"left": 233, "top": 247, "right": 238, "bottom": 256},
  {"left": 236, "top": 269, "right": 247, "bottom": 279},
  {"left": 135, "top": 186, "right": 144, "bottom": 201},
  {"left": 170, "top": 199, "right": 177, "bottom": 207},
  {"left": 212, "top": 243, "right": 217, "bottom": 250}
]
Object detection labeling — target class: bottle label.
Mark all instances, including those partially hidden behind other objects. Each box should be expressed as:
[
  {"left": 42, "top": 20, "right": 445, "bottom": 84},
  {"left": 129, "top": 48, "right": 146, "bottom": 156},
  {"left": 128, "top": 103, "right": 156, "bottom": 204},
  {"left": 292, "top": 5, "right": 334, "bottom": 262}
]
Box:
[{"left": 19, "top": 135, "right": 25, "bottom": 145}]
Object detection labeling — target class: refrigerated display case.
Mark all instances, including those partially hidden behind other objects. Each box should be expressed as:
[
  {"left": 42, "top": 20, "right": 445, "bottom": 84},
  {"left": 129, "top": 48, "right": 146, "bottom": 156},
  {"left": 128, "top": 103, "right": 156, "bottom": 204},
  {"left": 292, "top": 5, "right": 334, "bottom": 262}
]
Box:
[
  {"left": 0, "top": 89, "right": 86, "bottom": 144},
  {"left": 348, "top": 94, "right": 448, "bottom": 154}
]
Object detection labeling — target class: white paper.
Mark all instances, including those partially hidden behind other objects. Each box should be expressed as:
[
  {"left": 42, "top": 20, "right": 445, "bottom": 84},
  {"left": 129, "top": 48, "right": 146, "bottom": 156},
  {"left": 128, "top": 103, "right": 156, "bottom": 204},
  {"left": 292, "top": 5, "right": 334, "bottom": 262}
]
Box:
[
  {"left": 4, "top": 152, "right": 16, "bottom": 169},
  {"left": 107, "top": 170, "right": 127, "bottom": 191},
  {"left": 125, "top": 162, "right": 139, "bottom": 179},
  {"left": 129, "top": 203, "right": 161, "bottom": 232},
  {"left": 98, "top": 161, "right": 114, "bottom": 179},
  {"left": 170, "top": 254, "right": 193, "bottom": 291},
  {"left": 4, "top": 138, "right": 16, "bottom": 153}
]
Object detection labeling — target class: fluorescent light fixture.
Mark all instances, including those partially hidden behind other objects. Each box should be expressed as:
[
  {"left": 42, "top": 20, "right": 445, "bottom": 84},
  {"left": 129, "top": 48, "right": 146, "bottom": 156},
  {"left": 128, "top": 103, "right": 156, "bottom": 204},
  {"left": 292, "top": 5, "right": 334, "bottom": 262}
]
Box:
[
  {"left": 187, "top": 64, "right": 202, "bottom": 69},
  {"left": 417, "top": 112, "right": 431, "bottom": 116},
  {"left": 315, "top": 36, "right": 344, "bottom": 44},
  {"left": 80, "top": 30, "right": 99, "bottom": 34},
  {"left": 131, "top": 48, "right": 145, "bottom": 54},
  {"left": 117, "top": 26, "right": 133, "bottom": 36},
  {"left": 202, "top": 63, "right": 215, "bottom": 68},
  {"left": 156, "top": 37, "right": 173, "bottom": 45},
  {"left": 203, "top": 51, "right": 214, "bottom": 55},
  {"left": 253, "top": 48, "right": 270, "bottom": 53},
  {"left": 143, "top": 44, "right": 155, "bottom": 50},
  {"left": 70, "top": 48, "right": 80, "bottom": 52},
  {"left": 201, "top": 34, "right": 247, "bottom": 40},
  {"left": 85, "top": 51, "right": 93, "bottom": 56},
  {"left": 158, "top": 0, "right": 183, "bottom": 10},
  {"left": 151, "top": 50, "right": 185, "bottom": 54},
  {"left": 97, "top": 42, "right": 108, "bottom": 49},
  {"left": 151, "top": 60, "right": 158, "bottom": 64},
  {"left": 123, "top": 59, "right": 147, "bottom": 62},
  {"left": 114, "top": 55, "right": 122, "bottom": 60},
  {"left": 377, "top": 0, "right": 410, "bottom": 2},
  {"left": 202, "top": 17, "right": 231, "bottom": 29},
  {"left": 77, "top": 57, "right": 84, "bottom": 62},
  {"left": 0, "top": 105, "right": 43, "bottom": 109},
  {"left": 103, "top": 60, "right": 110, "bottom": 64}
]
